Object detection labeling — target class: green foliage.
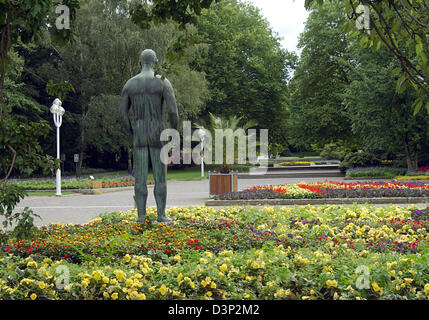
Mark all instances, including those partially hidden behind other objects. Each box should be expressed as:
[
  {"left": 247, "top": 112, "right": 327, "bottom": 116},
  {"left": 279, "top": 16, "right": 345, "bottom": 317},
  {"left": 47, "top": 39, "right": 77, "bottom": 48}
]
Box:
[
  {"left": 46, "top": 80, "right": 75, "bottom": 102},
  {"left": 319, "top": 143, "right": 347, "bottom": 161},
  {"left": 343, "top": 41, "right": 429, "bottom": 170},
  {"left": 0, "top": 117, "right": 59, "bottom": 179},
  {"left": 130, "top": 0, "right": 219, "bottom": 30},
  {"left": 288, "top": 2, "right": 353, "bottom": 148},
  {"left": 304, "top": 0, "right": 429, "bottom": 114},
  {"left": 339, "top": 151, "right": 381, "bottom": 172},
  {"left": 345, "top": 167, "right": 408, "bottom": 178},
  {"left": 194, "top": 0, "right": 293, "bottom": 147},
  {"left": 0, "top": 183, "right": 40, "bottom": 239}
]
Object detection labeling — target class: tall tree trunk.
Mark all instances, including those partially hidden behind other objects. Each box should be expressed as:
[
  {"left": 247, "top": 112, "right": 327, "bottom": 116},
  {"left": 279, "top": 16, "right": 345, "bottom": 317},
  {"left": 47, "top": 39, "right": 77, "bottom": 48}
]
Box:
[
  {"left": 77, "top": 33, "right": 85, "bottom": 177},
  {"left": 413, "top": 149, "right": 418, "bottom": 171},
  {"left": 403, "top": 138, "right": 413, "bottom": 170}
]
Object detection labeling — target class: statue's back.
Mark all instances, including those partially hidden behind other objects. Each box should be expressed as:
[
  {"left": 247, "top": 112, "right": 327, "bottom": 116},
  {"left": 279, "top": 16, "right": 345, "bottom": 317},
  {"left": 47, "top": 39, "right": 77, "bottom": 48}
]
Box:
[{"left": 126, "top": 74, "right": 166, "bottom": 148}]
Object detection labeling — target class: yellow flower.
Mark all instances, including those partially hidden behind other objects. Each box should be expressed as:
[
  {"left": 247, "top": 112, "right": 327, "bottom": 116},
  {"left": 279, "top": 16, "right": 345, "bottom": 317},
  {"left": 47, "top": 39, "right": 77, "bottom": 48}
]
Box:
[
  {"left": 92, "top": 270, "right": 103, "bottom": 282},
  {"left": 333, "top": 292, "right": 339, "bottom": 300},
  {"left": 173, "top": 255, "right": 181, "bottom": 262},
  {"left": 30, "top": 293, "right": 37, "bottom": 300},
  {"left": 371, "top": 282, "right": 383, "bottom": 295},
  {"left": 424, "top": 284, "right": 429, "bottom": 296},
  {"left": 159, "top": 284, "right": 168, "bottom": 296},
  {"left": 201, "top": 280, "right": 207, "bottom": 287},
  {"left": 38, "top": 282, "right": 46, "bottom": 290},
  {"left": 326, "top": 280, "right": 337, "bottom": 288},
  {"left": 111, "top": 292, "right": 118, "bottom": 300},
  {"left": 172, "top": 290, "right": 181, "bottom": 297},
  {"left": 207, "top": 291, "right": 213, "bottom": 297},
  {"left": 125, "top": 279, "right": 134, "bottom": 287},
  {"left": 103, "top": 292, "right": 110, "bottom": 299},
  {"left": 114, "top": 270, "right": 127, "bottom": 282},
  {"left": 102, "top": 277, "right": 109, "bottom": 284},
  {"left": 310, "top": 290, "right": 315, "bottom": 295},
  {"left": 219, "top": 264, "right": 228, "bottom": 272},
  {"left": 81, "top": 280, "right": 89, "bottom": 288},
  {"left": 211, "top": 282, "right": 217, "bottom": 289}
]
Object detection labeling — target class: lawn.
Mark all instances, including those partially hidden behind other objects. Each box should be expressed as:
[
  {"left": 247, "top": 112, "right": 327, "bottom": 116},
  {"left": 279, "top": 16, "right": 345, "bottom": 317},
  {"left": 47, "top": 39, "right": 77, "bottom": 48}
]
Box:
[
  {"left": 1, "top": 205, "right": 429, "bottom": 300},
  {"left": 9, "top": 168, "right": 214, "bottom": 191}
]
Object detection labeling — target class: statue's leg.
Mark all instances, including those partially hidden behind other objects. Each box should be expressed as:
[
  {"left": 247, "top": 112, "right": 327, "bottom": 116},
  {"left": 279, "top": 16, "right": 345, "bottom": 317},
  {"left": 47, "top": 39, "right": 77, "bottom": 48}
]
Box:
[
  {"left": 149, "top": 147, "right": 171, "bottom": 222},
  {"left": 134, "top": 146, "right": 149, "bottom": 223}
]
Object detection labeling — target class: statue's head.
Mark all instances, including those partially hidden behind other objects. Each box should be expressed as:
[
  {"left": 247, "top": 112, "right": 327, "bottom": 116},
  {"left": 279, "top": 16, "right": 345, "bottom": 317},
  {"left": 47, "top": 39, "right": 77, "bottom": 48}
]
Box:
[{"left": 140, "top": 49, "right": 158, "bottom": 66}]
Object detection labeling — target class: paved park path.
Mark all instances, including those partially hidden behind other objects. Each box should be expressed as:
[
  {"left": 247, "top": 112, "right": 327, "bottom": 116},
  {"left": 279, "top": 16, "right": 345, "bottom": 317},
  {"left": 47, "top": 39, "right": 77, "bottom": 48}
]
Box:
[{"left": 10, "top": 177, "right": 428, "bottom": 227}]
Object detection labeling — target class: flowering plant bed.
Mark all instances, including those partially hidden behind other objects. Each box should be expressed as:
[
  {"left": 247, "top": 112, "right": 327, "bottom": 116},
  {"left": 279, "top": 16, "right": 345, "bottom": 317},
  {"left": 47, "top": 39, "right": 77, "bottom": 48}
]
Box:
[
  {"left": 2, "top": 205, "right": 429, "bottom": 300},
  {"left": 213, "top": 181, "right": 429, "bottom": 200}
]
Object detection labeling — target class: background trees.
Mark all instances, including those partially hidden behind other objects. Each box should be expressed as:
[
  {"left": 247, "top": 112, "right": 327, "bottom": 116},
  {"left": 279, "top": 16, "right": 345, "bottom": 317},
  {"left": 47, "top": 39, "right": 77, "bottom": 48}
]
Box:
[
  {"left": 2, "top": 0, "right": 428, "bottom": 177},
  {"left": 289, "top": 0, "right": 429, "bottom": 168},
  {"left": 288, "top": 2, "right": 353, "bottom": 151},
  {"left": 304, "top": 0, "right": 429, "bottom": 114},
  {"left": 193, "top": 0, "right": 295, "bottom": 152}
]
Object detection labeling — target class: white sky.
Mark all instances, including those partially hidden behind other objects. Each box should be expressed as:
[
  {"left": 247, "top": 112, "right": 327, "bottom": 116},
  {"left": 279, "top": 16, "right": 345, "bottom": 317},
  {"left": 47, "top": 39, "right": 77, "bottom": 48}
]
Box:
[{"left": 247, "top": 0, "right": 309, "bottom": 53}]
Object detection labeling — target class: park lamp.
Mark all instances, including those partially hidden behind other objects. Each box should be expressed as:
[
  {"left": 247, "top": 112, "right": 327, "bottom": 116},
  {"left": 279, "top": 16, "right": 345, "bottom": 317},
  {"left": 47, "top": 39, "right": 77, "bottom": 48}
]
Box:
[
  {"left": 50, "top": 98, "right": 65, "bottom": 196},
  {"left": 198, "top": 129, "right": 206, "bottom": 177}
]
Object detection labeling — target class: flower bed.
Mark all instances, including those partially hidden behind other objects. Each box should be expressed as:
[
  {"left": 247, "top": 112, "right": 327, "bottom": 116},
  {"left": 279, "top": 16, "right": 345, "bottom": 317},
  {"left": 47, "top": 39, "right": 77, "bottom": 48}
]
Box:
[
  {"left": 279, "top": 161, "right": 315, "bottom": 166},
  {"left": 2, "top": 205, "right": 429, "bottom": 300},
  {"left": 214, "top": 181, "right": 429, "bottom": 200}
]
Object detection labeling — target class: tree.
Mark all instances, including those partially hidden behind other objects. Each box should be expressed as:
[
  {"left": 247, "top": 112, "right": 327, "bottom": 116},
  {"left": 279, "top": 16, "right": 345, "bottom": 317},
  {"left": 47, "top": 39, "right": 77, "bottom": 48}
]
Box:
[
  {"left": 305, "top": 0, "right": 429, "bottom": 114},
  {"left": 193, "top": 0, "right": 293, "bottom": 150},
  {"left": 344, "top": 43, "right": 429, "bottom": 170},
  {"left": 288, "top": 1, "right": 353, "bottom": 149},
  {"left": 51, "top": 0, "right": 209, "bottom": 172}
]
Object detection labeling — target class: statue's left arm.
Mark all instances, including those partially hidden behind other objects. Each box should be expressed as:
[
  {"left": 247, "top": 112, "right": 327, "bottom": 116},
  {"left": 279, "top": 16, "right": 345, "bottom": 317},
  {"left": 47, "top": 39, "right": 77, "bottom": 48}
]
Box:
[
  {"left": 163, "top": 78, "right": 179, "bottom": 130},
  {"left": 119, "top": 86, "right": 133, "bottom": 135}
]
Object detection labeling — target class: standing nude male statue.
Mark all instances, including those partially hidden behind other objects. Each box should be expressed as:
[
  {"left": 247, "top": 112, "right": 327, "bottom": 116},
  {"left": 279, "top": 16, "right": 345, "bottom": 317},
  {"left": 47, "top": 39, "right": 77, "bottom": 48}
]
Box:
[{"left": 119, "top": 49, "right": 179, "bottom": 223}]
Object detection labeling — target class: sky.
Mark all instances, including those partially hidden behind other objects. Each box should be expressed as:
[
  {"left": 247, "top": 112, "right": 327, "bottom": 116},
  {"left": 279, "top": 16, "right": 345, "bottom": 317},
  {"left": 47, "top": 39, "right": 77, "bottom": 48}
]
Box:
[{"left": 248, "top": 0, "right": 309, "bottom": 53}]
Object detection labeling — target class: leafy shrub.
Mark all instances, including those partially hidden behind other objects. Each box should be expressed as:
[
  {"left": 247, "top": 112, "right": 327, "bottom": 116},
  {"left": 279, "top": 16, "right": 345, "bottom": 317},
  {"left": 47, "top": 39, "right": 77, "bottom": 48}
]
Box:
[
  {"left": 0, "top": 183, "right": 40, "bottom": 239},
  {"left": 339, "top": 151, "right": 381, "bottom": 172},
  {"left": 320, "top": 143, "right": 346, "bottom": 161},
  {"left": 346, "top": 167, "right": 408, "bottom": 178}
]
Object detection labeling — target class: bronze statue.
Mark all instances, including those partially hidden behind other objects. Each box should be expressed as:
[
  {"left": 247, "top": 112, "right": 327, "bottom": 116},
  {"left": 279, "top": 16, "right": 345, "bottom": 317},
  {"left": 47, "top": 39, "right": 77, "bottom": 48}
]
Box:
[{"left": 119, "top": 49, "right": 179, "bottom": 223}]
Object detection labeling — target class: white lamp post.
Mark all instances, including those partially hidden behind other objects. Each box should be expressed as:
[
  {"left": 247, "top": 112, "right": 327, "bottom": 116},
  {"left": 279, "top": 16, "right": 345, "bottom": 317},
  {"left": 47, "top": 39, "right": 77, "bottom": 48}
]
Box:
[
  {"left": 50, "top": 98, "right": 65, "bottom": 196},
  {"left": 198, "top": 129, "right": 206, "bottom": 177}
]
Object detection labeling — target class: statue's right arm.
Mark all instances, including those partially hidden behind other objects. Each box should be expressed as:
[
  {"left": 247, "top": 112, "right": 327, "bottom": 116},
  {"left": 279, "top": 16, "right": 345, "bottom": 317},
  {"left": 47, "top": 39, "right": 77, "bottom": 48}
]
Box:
[{"left": 119, "top": 86, "right": 133, "bottom": 135}]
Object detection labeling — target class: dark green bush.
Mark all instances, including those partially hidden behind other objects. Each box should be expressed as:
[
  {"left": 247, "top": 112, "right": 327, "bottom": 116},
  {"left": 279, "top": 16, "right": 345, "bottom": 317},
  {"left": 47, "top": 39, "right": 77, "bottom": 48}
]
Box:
[
  {"left": 320, "top": 143, "right": 346, "bottom": 161},
  {"left": 339, "top": 151, "right": 381, "bottom": 172}
]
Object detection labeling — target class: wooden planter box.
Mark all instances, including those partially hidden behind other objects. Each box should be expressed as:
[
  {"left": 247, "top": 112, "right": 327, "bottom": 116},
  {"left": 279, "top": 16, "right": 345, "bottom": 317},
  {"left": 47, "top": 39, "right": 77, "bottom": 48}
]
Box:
[{"left": 209, "top": 173, "right": 238, "bottom": 195}]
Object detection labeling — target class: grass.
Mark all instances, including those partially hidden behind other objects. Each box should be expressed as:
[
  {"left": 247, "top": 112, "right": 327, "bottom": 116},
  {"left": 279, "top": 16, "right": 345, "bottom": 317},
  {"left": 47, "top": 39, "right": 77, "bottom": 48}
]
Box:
[
  {"left": 27, "top": 191, "right": 76, "bottom": 197},
  {"left": 345, "top": 167, "right": 408, "bottom": 178}
]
